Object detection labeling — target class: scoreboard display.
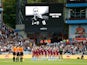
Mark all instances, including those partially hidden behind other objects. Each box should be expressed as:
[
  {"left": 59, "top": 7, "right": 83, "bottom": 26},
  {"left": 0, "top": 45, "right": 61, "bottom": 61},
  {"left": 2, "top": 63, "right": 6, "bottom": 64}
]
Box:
[{"left": 25, "top": 3, "right": 64, "bottom": 33}]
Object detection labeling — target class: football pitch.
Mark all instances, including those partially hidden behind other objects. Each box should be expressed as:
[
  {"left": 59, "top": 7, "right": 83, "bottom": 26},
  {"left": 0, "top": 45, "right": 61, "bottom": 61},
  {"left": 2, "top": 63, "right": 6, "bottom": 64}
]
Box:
[{"left": 0, "top": 59, "right": 87, "bottom": 65}]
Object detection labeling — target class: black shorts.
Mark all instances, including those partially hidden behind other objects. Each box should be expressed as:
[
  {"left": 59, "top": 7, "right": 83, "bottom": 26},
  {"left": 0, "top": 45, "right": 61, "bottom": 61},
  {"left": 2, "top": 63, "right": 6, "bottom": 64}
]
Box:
[
  {"left": 59, "top": 51, "right": 63, "bottom": 55},
  {"left": 19, "top": 52, "right": 23, "bottom": 56},
  {"left": 17, "top": 52, "right": 20, "bottom": 56},
  {"left": 13, "top": 52, "right": 16, "bottom": 55}
]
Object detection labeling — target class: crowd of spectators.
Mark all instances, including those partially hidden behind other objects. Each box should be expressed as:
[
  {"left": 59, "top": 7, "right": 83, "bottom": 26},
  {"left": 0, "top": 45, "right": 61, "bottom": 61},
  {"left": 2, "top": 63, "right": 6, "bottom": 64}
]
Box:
[
  {"left": 59, "top": 41, "right": 87, "bottom": 55},
  {"left": 45, "top": 40, "right": 87, "bottom": 55},
  {"left": 0, "top": 23, "right": 33, "bottom": 54},
  {"left": 0, "top": 23, "right": 87, "bottom": 55}
]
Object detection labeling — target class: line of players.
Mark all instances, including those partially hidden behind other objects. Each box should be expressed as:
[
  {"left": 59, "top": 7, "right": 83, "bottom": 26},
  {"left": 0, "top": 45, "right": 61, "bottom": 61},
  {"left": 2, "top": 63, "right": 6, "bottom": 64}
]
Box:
[
  {"left": 12, "top": 45, "right": 24, "bottom": 62},
  {"left": 32, "top": 46, "right": 63, "bottom": 60}
]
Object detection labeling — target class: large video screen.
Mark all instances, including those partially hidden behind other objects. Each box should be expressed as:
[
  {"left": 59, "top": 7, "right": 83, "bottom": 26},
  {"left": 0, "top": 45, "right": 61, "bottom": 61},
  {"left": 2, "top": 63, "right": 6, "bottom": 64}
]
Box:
[{"left": 25, "top": 3, "right": 64, "bottom": 32}]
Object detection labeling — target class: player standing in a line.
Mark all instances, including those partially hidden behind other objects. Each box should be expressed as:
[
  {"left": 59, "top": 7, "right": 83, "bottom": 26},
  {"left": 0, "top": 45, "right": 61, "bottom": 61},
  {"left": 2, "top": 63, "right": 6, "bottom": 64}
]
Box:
[
  {"left": 19, "top": 46, "right": 24, "bottom": 62},
  {"left": 16, "top": 46, "right": 20, "bottom": 62},
  {"left": 12, "top": 45, "right": 16, "bottom": 62}
]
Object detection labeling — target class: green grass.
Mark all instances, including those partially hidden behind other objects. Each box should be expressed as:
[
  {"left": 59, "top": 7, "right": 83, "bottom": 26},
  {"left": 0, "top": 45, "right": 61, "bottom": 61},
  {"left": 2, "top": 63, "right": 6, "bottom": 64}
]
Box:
[{"left": 0, "top": 59, "right": 87, "bottom": 65}]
